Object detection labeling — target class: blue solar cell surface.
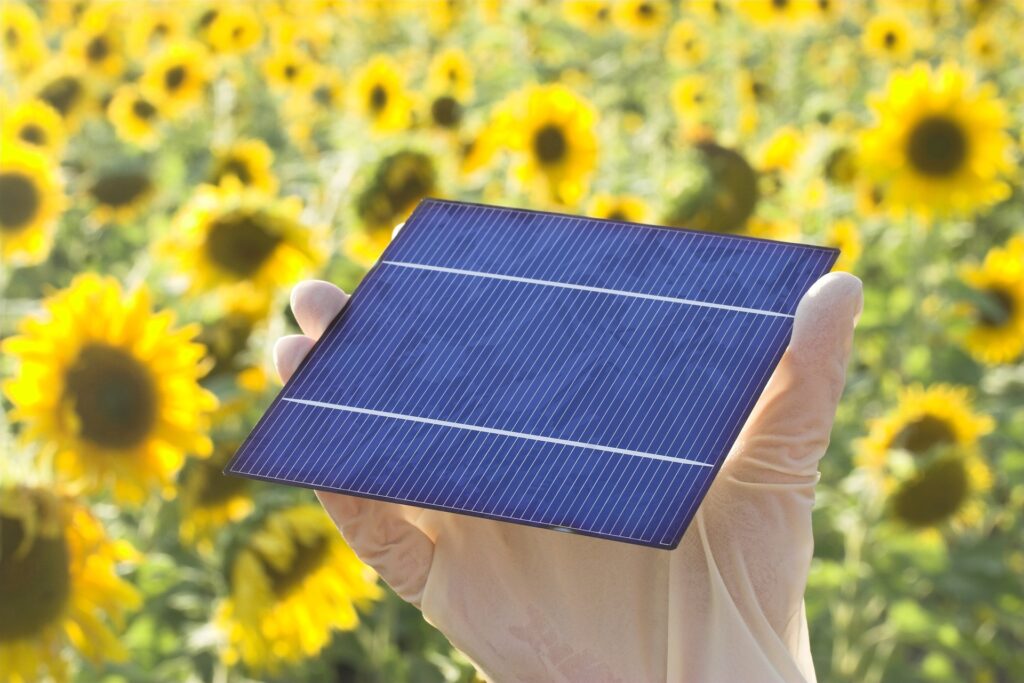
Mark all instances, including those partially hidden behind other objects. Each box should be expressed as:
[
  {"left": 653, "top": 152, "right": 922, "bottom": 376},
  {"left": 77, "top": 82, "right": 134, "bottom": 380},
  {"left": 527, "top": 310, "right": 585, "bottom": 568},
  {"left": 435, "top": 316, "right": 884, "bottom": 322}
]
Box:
[{"left": 226, "top": 199, "right": 838, "bottom": 548}]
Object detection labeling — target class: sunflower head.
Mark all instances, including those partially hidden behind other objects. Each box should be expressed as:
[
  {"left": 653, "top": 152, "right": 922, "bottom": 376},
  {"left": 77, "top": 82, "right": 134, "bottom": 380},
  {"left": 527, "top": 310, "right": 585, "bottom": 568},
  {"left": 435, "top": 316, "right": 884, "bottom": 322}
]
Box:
[
  {"left": 63, "top": 10, "right": 124, "bottom": 79},
  {"left": 663, "top": 142, "right": 760, "bottom": 233},
  {"left": 2, "top": 99, "right": 66, "bottom": 157},
  {"left": 1, "top": 2, "right": 47, "bottom": 74},
  {"left": 822, "top": 218, "right": 862, "bottom": 272},
  {"left": 107, "top": 85, "right": 162, "bottom": 148},
  {"left": 353, "top": 55, "right": 413, "bottom": 133},
  {"left": 209, "top": 139, "right": 278, "bottom": 194},
  {"left": 206, "top": 5, "right": 264, "bottom": 55},
  {"left": 3, "top": 275, "right": 217, "bottom": 503},
  {"left": 168, "top": 181, "right": 323, "bottom": 299},
  {"left": 179, "top": 443, "right": 254, "bottom": 552},
  {"left": 263, "top": 46, "right": 316, "bottom": 93},
  {"left": 0, "top": 486, "right": 139, "bottom": 683},
  {"left": 140, "top": 40, "right": 210, "bottom": 118},
  {"left": 0, "top": 142, "right": 63, "bottom": 266},
  {"left": 85, "top": 167, "right": 155, "bottom": 224},
  {"left": 428, "top": 47, "right": 474, "bottom": 100},
  {"left": 665, "top": 19, "right": 707, "bottom": 66},
  {"left": 613, "top": 0, "right": 669, "bottom": 37},
  {"left": 863, "top": 13, "right": 916, "bottom": 61},
  {"left": 26, "top": 61, "right": 91, "bottom": 131},
  {"left": 589, "top": 194, "right": 651, "bottom": 223},
  {"left": 562, "top": 0, "right": 614, "bottom": 33},
  {"left": 215, "top": 505, "right": 381, "bottom": 672},
  {"left": 860, "top": 62, "right": 1013, "bottom": 218},
  {"left": 958, "top": 237, "right": 1024, "bottom": 364},
  {"left": 858, "top": 385, "right": 995, "bottom": 533}
]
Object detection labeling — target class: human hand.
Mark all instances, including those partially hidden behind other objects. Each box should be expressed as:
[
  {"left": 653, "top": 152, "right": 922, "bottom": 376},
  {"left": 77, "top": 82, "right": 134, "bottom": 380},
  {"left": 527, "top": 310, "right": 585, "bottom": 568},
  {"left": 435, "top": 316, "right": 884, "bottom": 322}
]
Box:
[{"left": 274, "top": 267, "right": 862, "bottom": 683}]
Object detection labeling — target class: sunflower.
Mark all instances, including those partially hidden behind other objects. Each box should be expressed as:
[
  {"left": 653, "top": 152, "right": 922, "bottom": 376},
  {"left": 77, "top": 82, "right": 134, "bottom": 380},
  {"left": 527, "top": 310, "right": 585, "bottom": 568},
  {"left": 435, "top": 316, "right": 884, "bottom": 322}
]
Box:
[
  {"left": 663, "top": 142, "right": 759, "bottom": 233},
  {"left": 1, "top": 2, "right": 47, "bottom": 75},
  {"left": 263, "top": 45, "right": 316, "bottom": 93},
  {"left": 349, "top": 150, "right": 438, "bottom": 265},
  {"left": 1, "top": 99, "right": 65, "bottom": 158},
  {"left": 428, "top": 47, "right": 474, "bottom": 101},
  {"left": 209, "top": 139, "right": 278, "bottom": 194},
  {"left": 862, "top": 13, "right": 916, "bottom": 62},
  {"left": 25, "top": 60, "right": 91, "bottom": 131},
  {"left": 0, "top": 143, "right": 62, "bottom": 267},
  {"left": 665, "top": 20, "right": 707, "bottom": 67},
  {"left": 106, "top": 85, "right": 162, "bottom": 148},
  {"left": 85, "top": 168, "right": 154, "bottom": 224},
  {"left": 671, "top": 74, "right": 714, "bottom": 128},
  {"left": 62, "top": 10, "right": 124, "bottom": 80},
  {"left": 821, "top": 218, "right": 862, "bottom": 272},
  {"left": 125, "top": 6, "right": 182, "bottom": 59},
  {"left": 737, "top": 0, "right": 810, "bottom": 28},
  {"left": 507, "top": 84, "right": 599, "bottom": 206},
  {"left": 0, "top": 486, "right": 140, "bottom": 683},
  {"left": 958, "top": 237, "right": 1024, "bottom": 365},
  {"left": 859, "top": 62, "right": 1013, "bottom": 218},
  {"left": 858, "top": 385, "right": 994, "bottom": 532},
  {"left": 589, "top": 194, "right": 650, "bottom": 223},
  {"left": 178, "top": 443, "right": 253, "bottom": 553},
  {"left": 562, "top": 0, "right": 613, "bottom": 33},
  {"left": 168, "top": 180, "right": 323, "bottom": 299},
  {"left": 966, "top": 24, "right": 1003, "bottom": 69},
  {"left": 2, "top": 275, "right": 217, "bottom": 503},
  {"left": 140, "top": 40, "right": 211, "bottom": 118},
  {"left": 613, "top": 0, "right": 668, "bottom": 37},
  {"left": 215, "top": 505, "right": 382, "bottom": 672},
  {"left": 352, "top": 55, "right": 413, "bottom": 133},
  {"left": 206, "top": 4, "right": 264, "bottom": 55}
]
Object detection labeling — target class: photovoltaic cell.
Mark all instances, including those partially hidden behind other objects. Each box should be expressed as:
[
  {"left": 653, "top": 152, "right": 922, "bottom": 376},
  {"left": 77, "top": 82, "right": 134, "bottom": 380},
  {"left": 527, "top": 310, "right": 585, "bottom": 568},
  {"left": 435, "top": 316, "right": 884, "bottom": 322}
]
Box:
[{"left": 225, "top": 199, "right": 838, "bottom": 548}]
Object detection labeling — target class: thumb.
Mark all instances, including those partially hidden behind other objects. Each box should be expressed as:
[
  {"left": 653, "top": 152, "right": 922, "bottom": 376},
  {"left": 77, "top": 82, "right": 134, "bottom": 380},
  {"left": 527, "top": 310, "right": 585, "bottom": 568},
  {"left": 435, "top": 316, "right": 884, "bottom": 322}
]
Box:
[{"left": 723, "top": 271, "right": 863, "bottom": 483}]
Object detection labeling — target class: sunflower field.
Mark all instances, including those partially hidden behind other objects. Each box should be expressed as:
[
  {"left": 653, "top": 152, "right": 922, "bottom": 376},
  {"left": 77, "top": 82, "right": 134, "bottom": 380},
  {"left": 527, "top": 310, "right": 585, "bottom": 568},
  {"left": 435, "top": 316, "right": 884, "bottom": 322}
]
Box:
[{"left": 1, "top": 0, "right": 1023, "bottom": 681}]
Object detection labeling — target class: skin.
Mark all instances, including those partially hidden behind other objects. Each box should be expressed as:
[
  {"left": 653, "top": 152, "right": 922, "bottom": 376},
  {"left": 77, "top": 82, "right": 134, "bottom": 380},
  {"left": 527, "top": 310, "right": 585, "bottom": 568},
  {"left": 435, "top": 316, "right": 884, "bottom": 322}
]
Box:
[{"left": 275, "top": 271, "right": 863, "bottom": 683}]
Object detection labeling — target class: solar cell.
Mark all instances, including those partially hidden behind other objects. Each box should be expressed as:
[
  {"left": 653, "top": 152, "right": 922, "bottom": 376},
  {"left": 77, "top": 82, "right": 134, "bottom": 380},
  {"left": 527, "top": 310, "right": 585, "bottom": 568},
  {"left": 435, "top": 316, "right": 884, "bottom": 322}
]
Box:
[{"left": 225, "top": 199, "right": 838, "bottom": 548}]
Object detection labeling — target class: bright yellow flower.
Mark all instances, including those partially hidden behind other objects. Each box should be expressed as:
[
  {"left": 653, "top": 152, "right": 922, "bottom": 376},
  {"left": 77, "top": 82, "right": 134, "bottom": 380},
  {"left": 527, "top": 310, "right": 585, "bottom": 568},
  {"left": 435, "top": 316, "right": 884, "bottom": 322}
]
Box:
[
  {"left": 167, "top": 180, "right": 324, "bottom": 300},
  {"left": 862, "top": 13, "right": 917, "bottom": 61},
  {"left": 670, "top": 74, "right": 714, "bottom": 126},
  {"left": 62, "top": 10, "right": 124, "bottom": 80},
  {"left": 209, "top": 138, "right": 278, "bottom": 194},
  {"left": 2, "top": 275, "right": 217, "bottom": 503},
  {"left": 589, "top": 194, "right": 651, "bottom": 223},
  {"left": 1, "top": 99, "right": 66, "bottom": 158},
  {"left": 106, "top": 85, "right": 162, "bottom": 148},
  {"left": 428, "top": 47, "right": 475, "bottom": 100},
  {"left": 1, "top": 2, "right": 47, "bottom": 74},
  {"left": 84, "top": 168, "right": 155, "bottom": 225},
  {"left": 665, "top": 20, "right": 707, "bottom": 67},
  {"left": 24, "top": 60, "right": 91, "bottom": 132},
  {"left": 562, "top": 0, "right": 614, "bottom": 33},
  {"left": 966, "top": 24, "right": 1004, "bottom": 69},
  {"left": 859, "top": 62, "right": 1013, "bottom": 218},
  {"left": 822, "top": 218, "right": 862, "bottom": 272},
  {"left": 352, "top": 55, "right": 413, "bottom": 133},
  {"left": 125, "top": 6, "right": 183, "bottom": 59},
  {"left": 263, "top": 45, "right": 316, "bottom": 93},
  {"left": 958, "top": 237, "right": 1024, "bottom": 365},
  {"left": 178, "top": 444, "right": 254, "bottom": 554},
  {"left": 206, "top": 3, "right": 263, "bottom": 55},
  {"left": 737, "top": 0, "right": 811, "bottom": 28},
  {"left": 0, "top": 486, "right": 140, "bottom": 683},
  {"left": 506, "top": 84, "right": 599, "bottom": 207},
  {"left": 215, "top": 505, "right": 381, "bottom": 672},
  {"left": 613, "top": 0, "right": 670, "bottom": 37},
  {"left": 858, "top": 385, "right": 994, "bottom": 531},
  {"left": 0, "top": 143, "right": 63, "bottom": 266},
  {"left": 140, "top": 40, "right": 211, "bottom": 118}
]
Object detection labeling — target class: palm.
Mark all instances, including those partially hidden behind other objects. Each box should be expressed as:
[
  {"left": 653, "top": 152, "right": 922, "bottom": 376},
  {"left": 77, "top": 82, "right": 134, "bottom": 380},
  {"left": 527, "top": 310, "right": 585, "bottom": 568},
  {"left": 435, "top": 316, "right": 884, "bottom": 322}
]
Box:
[{"left": 276, "top": 273, "right": 861, "bottom": 682}]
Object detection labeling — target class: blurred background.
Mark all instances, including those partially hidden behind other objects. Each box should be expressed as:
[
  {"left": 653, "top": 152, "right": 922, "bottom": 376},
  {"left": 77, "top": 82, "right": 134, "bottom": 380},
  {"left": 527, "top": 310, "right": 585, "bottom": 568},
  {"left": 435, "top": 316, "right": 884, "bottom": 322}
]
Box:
[{"left": 1, "top": 1, "right": 1022, "bottom": 682}]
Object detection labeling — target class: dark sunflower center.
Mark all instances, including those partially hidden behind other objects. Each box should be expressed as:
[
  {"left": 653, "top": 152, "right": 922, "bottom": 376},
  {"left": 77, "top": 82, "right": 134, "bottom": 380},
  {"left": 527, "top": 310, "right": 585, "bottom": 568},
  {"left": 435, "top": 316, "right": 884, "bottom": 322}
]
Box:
[
  {"left": 893, "top": 415, "right": 956, "bottom": 455},
  {"left": 637, "top": 2, "right": 654, "bottom": 17},
  {"left": 204, "top": 210, "right": 282, "bottom": 277},
  {"left": 975, "top": 287, "right": 1014, "bottom": 328},
  {"left": 824, "top": 146, "right": 857, "bottom": 185},
  {"left": 431, "top": 95, "right": 462, "bottom": 128},
  {"left": 313, "top": 85, "right": 333, "bottom": 106},
  {"left": 164, "top": 65, "right": 187, "bottom": 91},
  {"left": 259, "top": 535, "right": 329, "bottom": 598},
  {"left": 891, "top": 456, "right": 969, "bottom": 527},
  {"left": 284, "top": 63, "right": 298, "bottom": 80},
  {"left": 533, "top": 124, "right": 568, "bottom": 164},
  {"left": 153, "top": 23, "right": 169, "bottom": 37},
  {"left": 39, "top": 76, "right": 83, "bottom": 116},
  {"left": 197, "top": 9, "right": 218, "bottom": 29},
  {"left": 883, "top": 30, "right": 898, "bottom": 49},
  {"left": 194, "top": 459, "right": 249, "bottom": 506},
  {"left": 5, "top": 27, "right": 18, "bottom": 47},
  {"left": 18, "top": 124, "right": 46, "bottom": 145},
  {"left": 86, "top": 35, "right": 110, "bottom": 62},
  {"left": 132, "top": 98, "right": 157, "bottom": 119},
  {"left": 214, "top": 157, "right": 253, "bottom": 185},
  {"left": 606, "top": 210, "right": 628, "bottom": 221},
  {"left": 369, "top": 84, "right": 388, "bottom": 111},
  {"left": 773, "top": 0, "right": 788, "bottom": 8},
  {"left": 88, "top": 172, "right": 151, "bottom": 207},
  {"left": 0, "top": 172, "right": 40, "bottom": 231},
  {"left": 596, "top": 6, "right": 610, "bottom": 21},
  {"left": 0, "top": 512, "right": 71, "bottom": 641},
  {"left": 64, "top": 343, "right": 158, "bottom": 450},
  {"left": 232, "top": 25, "right": 244, "bottom": 41},
  {"left": 906, "top": 115, "right": 968, "bottom": 177}
]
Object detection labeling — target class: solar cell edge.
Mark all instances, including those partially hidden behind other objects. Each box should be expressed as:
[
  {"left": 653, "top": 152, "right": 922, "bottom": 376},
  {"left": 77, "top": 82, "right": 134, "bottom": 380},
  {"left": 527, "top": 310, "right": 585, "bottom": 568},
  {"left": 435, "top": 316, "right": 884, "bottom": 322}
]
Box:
[{"left": 408, "top": 197, "right": 842, "bottom": 257}]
